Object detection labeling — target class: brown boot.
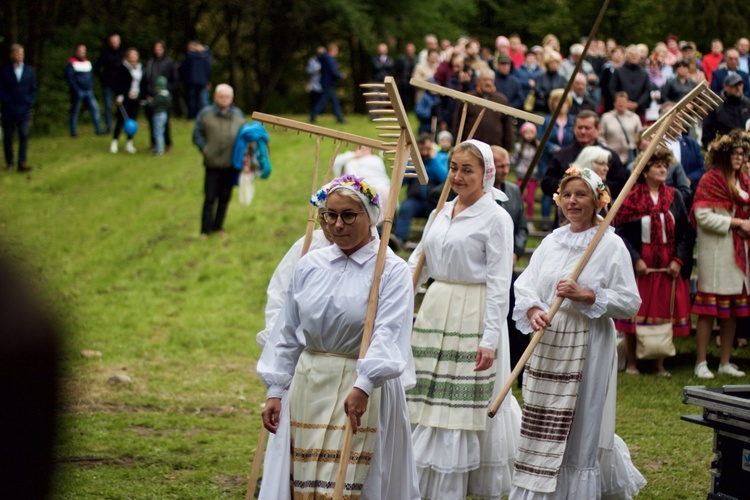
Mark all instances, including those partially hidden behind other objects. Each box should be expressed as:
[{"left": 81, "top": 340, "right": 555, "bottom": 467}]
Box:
[
  {"left": 5, "top": 164, "right": 13, "bottom": 172},
  {"left": 17, "top": 163, "right": 32, "bottom": 172}
]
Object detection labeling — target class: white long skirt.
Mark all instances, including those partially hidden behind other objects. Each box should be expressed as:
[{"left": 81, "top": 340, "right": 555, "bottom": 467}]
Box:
[{"left": 510, "top": 320, "right": 646, "bottom": 500}]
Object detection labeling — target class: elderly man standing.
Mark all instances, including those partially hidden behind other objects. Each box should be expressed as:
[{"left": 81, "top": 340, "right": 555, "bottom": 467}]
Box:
[
  {"left": 453, "top": 69, "right": 513, "bottom": 150},
  {"left": 1, "top": 44, "right": 37, "bottom": 172},
  {"left": 192, "top": 84, "right": 245, "bottom": 238},
  {"left": 611, "top": 45, "right": 651, "bottom": 118},
  {"left": 710, "top": 48, "right": 750, "bottom": 96}
]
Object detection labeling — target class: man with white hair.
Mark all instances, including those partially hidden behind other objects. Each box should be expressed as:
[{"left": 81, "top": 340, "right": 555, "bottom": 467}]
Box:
[
  {"left": 559, "top": 43, "right": 599, "bottom": 86},
  {"left": 192, "top": 84, "right": 245, "bottom": 238}
]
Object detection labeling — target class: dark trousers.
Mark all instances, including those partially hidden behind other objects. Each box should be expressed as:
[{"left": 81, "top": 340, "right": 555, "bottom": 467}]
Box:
[
  {"left": 102, "top": 86, "right": 114, "bottom": 132},
  {"left": 186, "top": 85, "right": 210, "bottom": 119},
  {"left": 201, "top": 168, "right": 237, "bottom": 234},
  {"left": 113, "top": 98, "right": 140, "bottom": 140},
  {"left": 2, "top": 113, "right": 30, "bottom": 166},
  {"left": 507, "top": 271, "right": 530, "bottom": 387},
  {"left": 310, "top": 86, "right": 344, "bottom": 123},
  {"left": 146, "top": 106, "right": 171, "bottom": 148}
]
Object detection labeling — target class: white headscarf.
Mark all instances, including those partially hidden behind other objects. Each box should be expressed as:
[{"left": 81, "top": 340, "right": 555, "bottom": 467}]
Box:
[{"left": 465, "top": 139, "right": 508, "bottom": 202}]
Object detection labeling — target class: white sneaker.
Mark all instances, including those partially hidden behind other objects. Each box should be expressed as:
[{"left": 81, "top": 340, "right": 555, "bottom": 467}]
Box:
[
  {"left": 694, "top": 361, "right": 715, "bottom": 379},
  {"left": 718, "top": 363, "right": 746, "bottom": 377},
  {"left": 110, "top": 140, "right": 118, "bottom": 153},
  {"left": 125, "top": 140, "right": 136, "bottom": 154}
]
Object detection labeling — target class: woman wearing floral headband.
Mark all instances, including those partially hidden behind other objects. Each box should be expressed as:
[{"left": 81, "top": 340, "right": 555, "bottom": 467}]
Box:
[
  {"left": 614, "top": 148, "right": 692, "bottom": 377},
  {"left": 407, "top": 140, "right": 522, "bottom": 499},
  {"left": 511, "top": 167, "right": 645, "bottom": 499},
  {"left": 258, "top": 175, "right": 419, "bottom": 499},
  {"left": 691, "top": 129, "right": 750, "bottom": 379}
]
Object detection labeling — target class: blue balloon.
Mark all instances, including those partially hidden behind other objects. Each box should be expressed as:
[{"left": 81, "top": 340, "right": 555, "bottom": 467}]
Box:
[{"left": 124, "top": 119, "right": 138, "bottom": 137}]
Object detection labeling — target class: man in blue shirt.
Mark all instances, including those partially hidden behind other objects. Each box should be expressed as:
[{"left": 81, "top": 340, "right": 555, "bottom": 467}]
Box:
[{"left": 310, "top": 43, "right": 345, "bottom": 124}]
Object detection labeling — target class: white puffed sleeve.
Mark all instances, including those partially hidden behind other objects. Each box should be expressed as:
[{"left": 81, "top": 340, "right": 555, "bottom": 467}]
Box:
[
  {"left": 512, "top": 239, "right": 552, "bottom": 334},
  {"left": 257, "top": 266, "right": 306, "bottom": 400},
  {"left": 408, "top": 210, "right": 437, "bottom": 289},
  {"left": 481, "top": 209, "right": 514, "bottom": 350},
  {"left": 256, "top": 236, "right": 305, "bottom": 348},
  {"left": 354, "top": 257, "right": 415, "bottom": 395},
  {"left": 568, "top": 233, "right": 641, "bottom": 320}
]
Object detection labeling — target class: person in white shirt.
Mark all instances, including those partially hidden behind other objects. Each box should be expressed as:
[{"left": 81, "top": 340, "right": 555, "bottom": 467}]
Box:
[
  {"left": 407, "top": 140, "right": 522, "bottom": 499},
  {"left": 332, "top": 146, "right": 391, "bottom": 223},
  {"left": 259, "top": 175, "right": 419, "bottom": 499},
  {"left": 511, "top": 167, "right": 645, "bottom": 499}
]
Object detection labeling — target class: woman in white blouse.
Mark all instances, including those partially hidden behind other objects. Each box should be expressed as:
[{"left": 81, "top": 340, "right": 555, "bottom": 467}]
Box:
[
  {"left": 407, "top": 140, "right": 522, "bottom": 499},
  {"left": 511, "top": 167, "right": 645, "bottom": 499},
  {"left": 258, "top": 175, "right": 419, "bottom": 499}
]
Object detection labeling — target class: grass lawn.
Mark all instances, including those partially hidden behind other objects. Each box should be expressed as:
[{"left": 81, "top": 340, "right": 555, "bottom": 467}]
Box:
[{"left": 1, "top": 114, "right": 747, "bottom": 499}]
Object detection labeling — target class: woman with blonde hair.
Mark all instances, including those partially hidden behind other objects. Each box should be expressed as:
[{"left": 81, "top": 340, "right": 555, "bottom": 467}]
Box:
[
  {"left": 533, "top": 50, "right": 566, "bottom": 113},
  {"left": 408, "top": 140, "right": 521, "bottom": 499},
  {"left": 536, "top": 88, "right": 574, "bottom": 220},
  {"left": 511, "top": 167, "right": 645, "bottom": 498}
]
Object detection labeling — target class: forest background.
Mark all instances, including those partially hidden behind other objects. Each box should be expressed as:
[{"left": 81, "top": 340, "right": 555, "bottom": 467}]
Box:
[{"left": 4, "top": 0, "right": 750, "bottom": 133}]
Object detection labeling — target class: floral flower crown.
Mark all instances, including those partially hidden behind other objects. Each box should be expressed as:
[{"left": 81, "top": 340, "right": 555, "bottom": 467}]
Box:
[
  {"left": 552, "top": 165, "right": 611, "bottom": 209},
  {"left": 310, "top": 174, "right": 381, "bottom": 208}
]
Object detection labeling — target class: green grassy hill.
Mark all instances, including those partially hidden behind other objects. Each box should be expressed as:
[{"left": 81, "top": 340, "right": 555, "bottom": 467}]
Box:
[{"left": 0, "top": 115, "right": 746, "bottom": 498}]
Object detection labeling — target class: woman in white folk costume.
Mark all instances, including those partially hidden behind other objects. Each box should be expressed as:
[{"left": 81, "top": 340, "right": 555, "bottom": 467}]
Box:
[
  {"left": 258, "top": 174, "right": 420, "bottom": 499},
  {"left": 511, "top": 167, "right": 646, "bottom": 499},
  {"left": 255, "top": 207, "right": 334, "bottom": 499},
  {"left": 407, "top": 140, "right": 522, "bottom": 499}
]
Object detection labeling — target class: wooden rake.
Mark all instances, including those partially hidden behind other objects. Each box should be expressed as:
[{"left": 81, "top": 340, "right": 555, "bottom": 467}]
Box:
[
  {"left": 407, "top": 78, "right": 545, "bottom": 291},
  {"left": 244, "top": 113, "right": 395, "bottom": 500},
  {"left": 487, "top": 84, "right": 722, "bottom": 418},
  {"left": 327, "top": 76, "right": 428, "bottom": 500}
]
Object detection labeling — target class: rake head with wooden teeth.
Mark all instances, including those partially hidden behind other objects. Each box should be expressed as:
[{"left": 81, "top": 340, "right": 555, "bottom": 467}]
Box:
[{"left": 641, "top": 81, "right": 722, "bottom": 149}]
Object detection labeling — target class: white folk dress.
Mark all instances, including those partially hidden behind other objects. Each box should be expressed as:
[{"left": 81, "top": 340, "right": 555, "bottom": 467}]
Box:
[
  {"left": 407, "top": 192, "right": 522, "bottom": 500},
  {"left": 511, "top": 225, "right": 646, "bottom": 500},
  {"left": 255, "top": 229, "right": 330, "bottom": 500},
  {"left": 258, "top": 238, "right": 420, "bottom": 500}
]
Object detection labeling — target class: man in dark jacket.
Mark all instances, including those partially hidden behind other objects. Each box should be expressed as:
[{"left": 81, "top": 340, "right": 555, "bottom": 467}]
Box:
[
  {"left": 394, "top": 43, "right": 417, "bottom": 111},
  {"left": 179, "top": 41, "right": 212, "bottom": 119},
  {"left": 702, "top": 74, "right": 750, "bottom": 147},
  {"left": 611, "top": 45, "right": 651, "bottom": 117},
  {"left": 543, "top": 110, "right": 627, "bottom": 208},
  {"left": 310, "top": 43, "right": 345, "bottom": 124},
  {"left": 94, "top": 34, "right": 124, "bottom": 133},
  {"left": 453, "top": 69, "right": 513, "bottom": 150},
  {"left": 494, "top": 54, "right": 523, "bottom": 109},
  {"left": 709, "top": 48, "right": 750, "bottom": 97},
  {"left": 65, "top": 44, "right": 103, "bottom": 137},
  {"left": 142, "top": 41, "right": 179, "bottom": 151},
  {"left": 1, "top": 44, "right": 37, "bottom": 172}
]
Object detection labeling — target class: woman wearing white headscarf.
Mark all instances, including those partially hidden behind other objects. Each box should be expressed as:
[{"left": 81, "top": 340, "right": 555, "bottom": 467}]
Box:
[
  {"left": 259, "top": 174, "right": 419, "bottom": 499},
  {"left": 511, "top": 167, "right": 645, "bottom": 499},
  {"left": 407, "top": 140, "right": 522, "bottom": 499}
]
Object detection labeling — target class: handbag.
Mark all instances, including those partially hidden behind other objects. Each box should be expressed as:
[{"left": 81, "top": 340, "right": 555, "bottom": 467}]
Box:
[
  {"left": 635, "top": 271, "right": 676, "bottom": 360},
  {"left": 238, "top": 171, "right": 255, "bottom": 207},
  {"left": 523, "top": 90, "right": 536, "bottom": 113},
  {"left": 614, "top": 114, "right": 638, "bottom": 165}
]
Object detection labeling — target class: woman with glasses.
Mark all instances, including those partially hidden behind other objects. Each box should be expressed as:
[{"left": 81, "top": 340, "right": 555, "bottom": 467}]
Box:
[
  {"left": 407, "top": 140, "right": 521, "bottom": 499},
  {"left": 613, "top": 148, "right": 692, "bottom": 377},
  {"left": 690, "top": 130, "right": 750, "bottom": 379},
  {"left": 258, "top": 175, "right": 419, "bottom": 499}
]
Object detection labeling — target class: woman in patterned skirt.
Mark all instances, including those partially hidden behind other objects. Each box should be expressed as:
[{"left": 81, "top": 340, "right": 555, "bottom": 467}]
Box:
[
  {"left": 407, "top": 140, "right": 522, "bottom": 499},
  {"left": 614, "top": 148, "right": 692, "bottom": 376},
  {"left": 259, "top": 175, "right": 419, "bottom": 499},
  {"left": 691, "top": 129, "right": 750, "bottom": 379}
]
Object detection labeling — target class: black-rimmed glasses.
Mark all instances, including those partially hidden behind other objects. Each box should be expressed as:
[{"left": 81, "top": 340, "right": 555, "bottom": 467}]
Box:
[{"left": 322, "top": 211, "right": 365, "bottom": 225}]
